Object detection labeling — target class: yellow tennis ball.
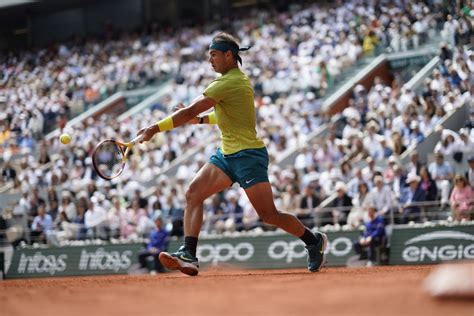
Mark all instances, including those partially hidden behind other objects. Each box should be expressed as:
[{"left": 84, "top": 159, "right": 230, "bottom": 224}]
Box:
[{"left": 60, "top": 133, "right": 71, "bottom": 145}]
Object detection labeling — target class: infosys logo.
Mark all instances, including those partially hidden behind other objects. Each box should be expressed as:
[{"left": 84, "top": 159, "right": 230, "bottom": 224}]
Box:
[
  {"left": 17, "top": 252, "right": 67, "bottom": 275},
  {"left": 78, "top": 248, "right": 132, "bottom": 272},
  {"left": 402, "top": 231, "right": 474, "bottom": 263}
]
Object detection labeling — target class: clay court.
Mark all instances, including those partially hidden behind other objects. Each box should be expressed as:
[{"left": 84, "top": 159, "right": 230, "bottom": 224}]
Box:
[{"left": 1, "top": 265, "right": 472, "bottom": 316}]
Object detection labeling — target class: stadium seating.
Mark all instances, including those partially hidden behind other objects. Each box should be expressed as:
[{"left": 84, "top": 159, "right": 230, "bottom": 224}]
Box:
[{"left": 1, "top": 0, "right": 472, "bottom": 246}]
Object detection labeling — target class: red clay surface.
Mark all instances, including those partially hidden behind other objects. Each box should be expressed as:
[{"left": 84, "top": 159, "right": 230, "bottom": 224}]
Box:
[{"left": 1, "top": 265, "right": 472, "bottom": 316}]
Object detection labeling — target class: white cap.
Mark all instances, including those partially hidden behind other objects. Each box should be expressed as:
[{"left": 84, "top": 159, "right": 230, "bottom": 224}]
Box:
[
  {"left": 335, "top": 181, "right": 346, "bottom": 192},
  {"left": 226, "top": 190, "right": 239, "bottom": 200},
  {"left": 406, "top": 174, "right": 421, "bottom": 184}
]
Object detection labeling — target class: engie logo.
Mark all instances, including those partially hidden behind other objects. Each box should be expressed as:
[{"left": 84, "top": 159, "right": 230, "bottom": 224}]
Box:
[
  {"left": 402, "top": 231, "right": 474, "bottom": 263},
  {"left": 17, "top": 252, "right": 67, "bottom": 275},
  {"left": 268, "top": 237, "right": 353, "bottom": 263},
  {"left": 78, "top": 248, "right": 132, "bottom": 272}
]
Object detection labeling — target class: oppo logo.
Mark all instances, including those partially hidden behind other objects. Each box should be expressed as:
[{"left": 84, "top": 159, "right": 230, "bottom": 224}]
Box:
[
  {"left": 197, "top": 243, "right": 254, "bottom": 265},
  {"left": 196, "top": 237, "right": 354, "bottom": 266},
  {"left": 268, "top": 237, "right": 353, "bottom": 263}
]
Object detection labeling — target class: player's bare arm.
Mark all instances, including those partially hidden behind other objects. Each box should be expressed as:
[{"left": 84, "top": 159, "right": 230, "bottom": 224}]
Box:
[{"left": 137, "top": 95, "right": 216, "bottom": 142}]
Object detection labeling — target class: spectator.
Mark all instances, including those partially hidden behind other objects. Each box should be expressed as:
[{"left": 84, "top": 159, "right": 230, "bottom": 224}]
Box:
[
  {"left": 391, "top": 164, "right": 407, "bottom": 200},
  {"left": 329, "top": 182, "right": 352, "bottom": 226},
  {"left": 465, "top": 107, "right": 474, "bottom": 130},
  {"left": 383, "top": 155, "right": 398, "bottom": 184},
  {"left": 281, "top": 184, "right": 301, "bottom": 215},
  {"left": 347, "top": 181, "right": 370, "bottom": 228},
  {"left": 37, "top": 144, "right": 51, "bottom": 165},
  {"left": 298, "top": 184, "right": 320, "bottom": 228},
  {"left": 466, "top": 155, "right": 474, "bottom": 188},
  {"left": 407, "top": 121, "right": 425, "bottom": 147},
  {"left": 419, "top": 166, "right": 438, "bottom": 202},
  {"left": 428, "top": 152, "right": 454, "bottom": 205},
  {"left": 58, "top": 191, "right": 77, "bottom": 222},
  {"left": 406, "top": 151, "right": 422, "bottom": 176},
  {"left": 398, "top": 174, "right": 426, "bottom": 224},
  {"left": 456, "top": 128, "right": 474, "bottom": 154},
  {"left": 162, "top": 189, "right": 184, "bottom": 237},
  {"left": 442, "top": 15, "right": 459, "bottom": 48},
  {"left": 449, "top": 175, "right": 473, "bottom": 221},
  {"left": 342, "top": 117, "right": 361, "bottom": 141},
  {"left": 136, "top": 213, "right": 156, "bottom": 239},
  {"left": 204, "top": 195, "right": 224, "bottom": 233},
  {"left": 26, "top": 187, "right": 46, "bottom": 220},
  {"left": 294, "top": 146, "right": 313, "bottom": 172},
  {"left": 363, "top": 121, "right": 383, "bottom": 159},
  {"left": 242, "top": 203, "right": 260, "bottom": 231},
  {"left": 419, "top": 112, "right": 435, "bottom": 134},
  {"left": 379, "top": 138, "right": 393, "bottom": 159},
  {"left": 362, "top": 156, "right": 383, "bottom": 183},
  {"left": 221, "top": 190, "right": 244, "bottom": 232},
  {"left": 121, "top": 199, "right": 147, "bottom": 239},
  {"left": 367, "top": 175, "right": 393, "bottom": 217},
  {"left": 1, "top": 160, "right": 17, "bottom": 184},
  {"left": 353, "top": 204, "right": 385, "bottom": 266},
  {"left": 47, "top": 211, "right": 71, "bottom": 245},
  {"left": 108, "top": 196, "right": 125, "bottom": 239},
  {"left": 391, "top": 131, "right": 407, "bottom": 155},
  {"left": 74, "top": 205, "right": 87, "bottom": 240},
  {"left": 439, "top": 42, "right": 453, "bottom": 61},
  {"left": 363, "top": 30, "right": 379, "bottom": 55},
  {"left": 84, "top": 196, "right": 108, "bottom": 239},
  {"left": 347, "top": 167, "right": 367, "bottom": 198},
  {"left": 30, "top": 204, "right": 53, "bottom": 244},
  {"left": 434, "top": 130, "right": 461, "bottom": 156},
  {"left": 136, "top": 216, "right": 169, "bottom": 273},
  {"left": 339, "top": 161, "right": 353, "bottom": 184}
]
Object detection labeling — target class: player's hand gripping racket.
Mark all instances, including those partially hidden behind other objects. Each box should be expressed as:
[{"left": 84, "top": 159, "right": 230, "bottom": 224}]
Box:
[{"left": 92, "top": 135, "right": 144, "bottom": 180}]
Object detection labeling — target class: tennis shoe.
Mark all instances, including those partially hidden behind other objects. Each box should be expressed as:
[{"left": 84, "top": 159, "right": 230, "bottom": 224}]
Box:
[
  {"left": 159, "top": 246, "right": 199, "bottom": 276},
  {"left": 306, "top": 232, "right": 328, "bottom": 272}
]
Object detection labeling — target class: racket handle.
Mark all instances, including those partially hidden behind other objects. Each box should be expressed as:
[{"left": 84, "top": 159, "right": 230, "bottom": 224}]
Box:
[{"left": 130, "top": 134, "right": 144, "bottom": 145}]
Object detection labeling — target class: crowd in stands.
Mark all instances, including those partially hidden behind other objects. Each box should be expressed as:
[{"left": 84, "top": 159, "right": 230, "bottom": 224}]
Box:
[
  {"left": 0, "top": 30, "right": 178, "bottom": 151},
  {"left": 0, "top": 0, "right": 473, "bottom": 246},
  {"left": 302, "top": 41, "right": 474, "bottom": 227},
  {"left": 0, "top": 0, "right": 451, "bottom": 157}
]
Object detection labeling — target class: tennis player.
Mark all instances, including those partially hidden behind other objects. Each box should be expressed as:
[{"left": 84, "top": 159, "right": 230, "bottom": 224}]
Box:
[{"left": 137, "top": 32, "right": 327, "bottom": 276}]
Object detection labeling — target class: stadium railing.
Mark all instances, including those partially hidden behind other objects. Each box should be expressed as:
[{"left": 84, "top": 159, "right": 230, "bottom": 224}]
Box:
[{"left": 2, "top": 199, "right": 469, "bottom": 247}]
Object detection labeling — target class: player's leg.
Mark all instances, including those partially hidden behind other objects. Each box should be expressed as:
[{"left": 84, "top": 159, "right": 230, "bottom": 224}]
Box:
[
  {"left": 184, "top": 163, "right": 232, "bottom": 236},
  {"left": 159, "top": 163, "right": 232, "bottom": 276},
  {"left": 244, "top": 182, "right": 328, "bottom": 272},
  {"left": 245, "top": 182, "right": 305, "bottom": 235}
]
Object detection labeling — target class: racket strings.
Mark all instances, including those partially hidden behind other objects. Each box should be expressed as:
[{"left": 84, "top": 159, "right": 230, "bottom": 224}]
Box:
[{"left": 93, "top": 141, "right": 125, "bottom": 179}]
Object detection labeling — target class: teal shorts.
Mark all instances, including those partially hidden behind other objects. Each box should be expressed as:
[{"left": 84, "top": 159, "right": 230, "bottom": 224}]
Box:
[{"left": 209, "top": 147, "right": 269, "bottom": 189}]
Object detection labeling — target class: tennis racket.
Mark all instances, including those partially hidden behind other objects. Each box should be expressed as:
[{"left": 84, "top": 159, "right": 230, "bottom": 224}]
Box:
[{"left": 92, "top": 134, "right": 143, "bottom": 180}]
